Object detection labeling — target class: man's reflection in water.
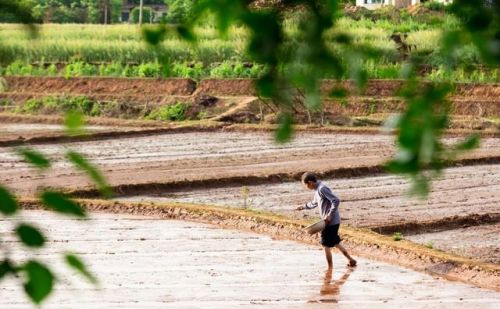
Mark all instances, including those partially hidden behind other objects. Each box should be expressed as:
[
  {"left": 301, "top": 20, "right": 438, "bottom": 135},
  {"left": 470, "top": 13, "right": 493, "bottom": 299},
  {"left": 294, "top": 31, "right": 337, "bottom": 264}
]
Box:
[{"left": 309, "top": 267, "right": 354, "bottom": 304}]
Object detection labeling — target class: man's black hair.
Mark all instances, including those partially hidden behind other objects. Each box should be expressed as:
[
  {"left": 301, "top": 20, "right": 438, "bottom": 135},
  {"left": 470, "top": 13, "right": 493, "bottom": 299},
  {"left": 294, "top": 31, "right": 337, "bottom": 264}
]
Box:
[{"left": 301, "top": 172, "right": 317, "bottom": 184}]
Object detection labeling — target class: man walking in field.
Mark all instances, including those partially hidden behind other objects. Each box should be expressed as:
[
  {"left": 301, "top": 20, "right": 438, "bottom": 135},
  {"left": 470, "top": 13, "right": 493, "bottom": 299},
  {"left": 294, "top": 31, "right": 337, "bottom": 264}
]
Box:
[{"left": 296, "top": 172, "right": 357, "bottom": 269}]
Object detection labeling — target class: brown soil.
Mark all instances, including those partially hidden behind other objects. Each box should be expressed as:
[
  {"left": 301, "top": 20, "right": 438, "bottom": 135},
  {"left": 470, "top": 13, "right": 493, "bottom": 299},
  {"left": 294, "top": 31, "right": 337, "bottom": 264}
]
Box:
[
  {"left": 1, "top": 131, "right": 498, "bottom": 196},
  {"left": 117, "top": 164, "right": 500, "bottom": 230},
  {"left": 372, "top": 213, "right": 500, "bottom": 236},
  {"left": 2, "top": 76, "right": 196, "bottom": 96},
  {"left": 2, "top": 77, "right": 499, "bottom": 121},
  {"left": 18, "top": 199, "right": 500, "bottom": 291},
  {"left": 407, "top": 223, "right": 500, "bottom": 264}
]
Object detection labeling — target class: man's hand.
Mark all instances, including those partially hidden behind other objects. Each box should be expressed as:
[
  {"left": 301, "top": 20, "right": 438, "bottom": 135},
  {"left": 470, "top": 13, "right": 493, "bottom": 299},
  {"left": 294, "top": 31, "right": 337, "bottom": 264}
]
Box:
[
  {"left": 295, "top": 205, "right": 305, "bottom": 211},
  {"left": 324, "top": 217, "right": 331, "bottom": 225}
]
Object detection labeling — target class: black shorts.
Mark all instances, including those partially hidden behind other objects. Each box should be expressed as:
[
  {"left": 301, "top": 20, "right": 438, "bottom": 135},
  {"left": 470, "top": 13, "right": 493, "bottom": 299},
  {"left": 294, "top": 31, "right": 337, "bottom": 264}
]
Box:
[{"left": 320, "top": 224, "right": 342, "bottom": 248}]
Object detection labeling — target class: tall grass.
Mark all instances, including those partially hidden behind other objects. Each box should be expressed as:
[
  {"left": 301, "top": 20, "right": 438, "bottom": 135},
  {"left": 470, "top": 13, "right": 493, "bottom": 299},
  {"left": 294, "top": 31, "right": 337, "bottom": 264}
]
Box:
[
  {"left": 0, "top": 18, "right": 471, "bottom": 66},
  {"left": 0, "top": 16, "right": 493, "bottom": 82}
]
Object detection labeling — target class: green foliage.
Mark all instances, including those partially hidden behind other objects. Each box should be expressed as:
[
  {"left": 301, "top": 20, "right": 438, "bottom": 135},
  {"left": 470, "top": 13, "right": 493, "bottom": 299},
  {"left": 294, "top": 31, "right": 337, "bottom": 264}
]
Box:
[
  {"left": 392, "top": 232, "right": 403, "bottom": 241},
  {"left": 275, "top": 113, "right": 293, "bottom": 143},
  {"left": 67, "top": 150, "right": 112, "bottom": 198},
  {"left": 0, "top": 186, "right": 17, "bottom": 216},
  {"left": 65, "top": 111, "right": 86, "bottom": 136},
  {"left": 137, "top": 61, "right": 162, "bottom": 77},
  {"left": 16, "top": 224, "right": 46, "bottom": 248},
  {"left": 164, "top": 0, "right": 195, "bottom": 23},
  {"left": 425, "top": 241, "right": 435, "bottom": 249},
  {"left": 146, "top": 102, "right": 189, "bottom": 121},
  {"left": 41, "top": 191, "right": 86, "bottom": 217},
  {"left": 0, "top": 260, "right": 16, "bottom": 281},
  {"left": 423, "top": 1, "right": 446, "bottom": 12},
  {"left": 65, "top": 253, "right": 98, "bottom": 285},
  {"left": 15, "top": 96, "right": 103, "bottom": 117},
  {"left": 386, "top": 82, "right": 451, "bottom": 196},
  {"left": 22, "top": 261, "right": 54, "bottom": 304},
  {"left": 64, "top": 62, "right": 98, "bottom": 78},
  {"left": 16, "top": 148, "right": 51, "bottom": 170}
]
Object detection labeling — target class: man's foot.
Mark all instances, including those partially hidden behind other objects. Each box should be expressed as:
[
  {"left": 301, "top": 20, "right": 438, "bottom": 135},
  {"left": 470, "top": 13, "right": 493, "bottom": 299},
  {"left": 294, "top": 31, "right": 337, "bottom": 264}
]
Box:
[{"left": 347, "top": 259, "right": 357, "bottom": 267}]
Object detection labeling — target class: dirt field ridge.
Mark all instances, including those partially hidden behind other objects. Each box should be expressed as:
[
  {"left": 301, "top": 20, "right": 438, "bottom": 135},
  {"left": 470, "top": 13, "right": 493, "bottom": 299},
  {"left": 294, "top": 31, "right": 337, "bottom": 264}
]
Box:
[{"left": 66, "top": 154, "right": 500, "bottom": 199}]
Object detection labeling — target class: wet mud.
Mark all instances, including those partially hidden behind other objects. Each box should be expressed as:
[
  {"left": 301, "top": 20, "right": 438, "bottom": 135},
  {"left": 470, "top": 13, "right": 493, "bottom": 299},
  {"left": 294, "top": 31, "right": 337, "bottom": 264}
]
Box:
[
  {"left": 407, "top": 223, "right": 500, "bottom": 264},
  {"left": 1, "top": 210, "right": 499, "bottom": 308},
  {"left": 1, "top": 131, "right": 498, "bottom": 197}
]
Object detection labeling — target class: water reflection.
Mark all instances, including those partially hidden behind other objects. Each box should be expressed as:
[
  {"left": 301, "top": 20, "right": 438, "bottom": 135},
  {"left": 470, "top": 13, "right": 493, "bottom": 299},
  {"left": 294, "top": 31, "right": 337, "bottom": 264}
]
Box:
[{"left": 309, "top": 267, "right": 354, "bottom": 304}]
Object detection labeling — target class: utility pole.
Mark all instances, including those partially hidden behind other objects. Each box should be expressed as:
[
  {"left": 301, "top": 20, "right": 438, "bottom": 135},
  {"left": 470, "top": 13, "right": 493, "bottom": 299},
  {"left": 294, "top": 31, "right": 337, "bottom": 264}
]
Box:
[
  {"left": 139, "top": 0, "right": 144, "bottom": 25},
  {"left": 104, "top": 1, "right": 108, "bottom": 24}
]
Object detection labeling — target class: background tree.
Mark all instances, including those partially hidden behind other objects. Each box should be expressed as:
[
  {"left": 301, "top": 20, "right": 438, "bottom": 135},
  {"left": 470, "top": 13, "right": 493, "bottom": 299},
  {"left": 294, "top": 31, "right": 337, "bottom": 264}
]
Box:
[{"left": 163, "top": 0, "right": 196, "bottom": 23}]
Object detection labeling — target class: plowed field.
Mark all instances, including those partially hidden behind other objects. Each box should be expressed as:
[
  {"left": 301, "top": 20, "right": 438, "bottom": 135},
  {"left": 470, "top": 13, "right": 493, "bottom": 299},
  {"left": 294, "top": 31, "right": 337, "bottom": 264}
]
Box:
[{"left": 1, "top": 132, "right": 498, "bottom": 196}]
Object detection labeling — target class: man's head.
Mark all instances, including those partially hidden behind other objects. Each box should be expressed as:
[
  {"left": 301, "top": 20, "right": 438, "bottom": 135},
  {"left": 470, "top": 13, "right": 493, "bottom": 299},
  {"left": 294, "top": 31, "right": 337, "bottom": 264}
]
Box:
[{"left": 301, "top": 172, "right": 317, "bottom": 190}]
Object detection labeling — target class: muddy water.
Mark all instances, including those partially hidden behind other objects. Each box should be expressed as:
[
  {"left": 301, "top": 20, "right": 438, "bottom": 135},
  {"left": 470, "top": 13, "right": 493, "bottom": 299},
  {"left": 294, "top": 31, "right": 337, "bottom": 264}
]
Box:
[
  {"left": 121, "top": 164, "right": 500, "bottom": 228},
  {"left": 1, "top": 210, "right": 499, "bottom": 308},
  {"left": 407, "top": 223, "right": 500, "bottom": 264}
]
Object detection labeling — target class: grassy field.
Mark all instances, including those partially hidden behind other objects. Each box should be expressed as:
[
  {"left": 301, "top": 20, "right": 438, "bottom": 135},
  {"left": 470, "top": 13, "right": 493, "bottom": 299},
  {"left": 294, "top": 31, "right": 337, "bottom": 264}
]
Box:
[{"left": 0, "top": 16, "right": 497, "bottom": 82}]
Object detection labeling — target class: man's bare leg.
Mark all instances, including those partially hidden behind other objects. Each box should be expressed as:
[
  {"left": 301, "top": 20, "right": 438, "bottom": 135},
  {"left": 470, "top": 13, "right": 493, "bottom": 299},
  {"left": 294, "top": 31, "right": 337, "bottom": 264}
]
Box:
[
  {"left": 324, "top": 247, "right": 333, "bottom": 269},
  {"left": 335, "top": 243, "right": 357, "bottom": 267}
]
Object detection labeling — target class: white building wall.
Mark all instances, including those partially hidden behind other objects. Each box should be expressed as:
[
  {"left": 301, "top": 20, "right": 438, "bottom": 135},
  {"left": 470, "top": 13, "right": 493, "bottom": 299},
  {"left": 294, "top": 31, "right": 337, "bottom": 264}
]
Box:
[
  {"left": 356, "top": 0, "right": 453, "bottom": 9},
  {"left": 356, "top": 0, "right": 385, "bottom": 10}
]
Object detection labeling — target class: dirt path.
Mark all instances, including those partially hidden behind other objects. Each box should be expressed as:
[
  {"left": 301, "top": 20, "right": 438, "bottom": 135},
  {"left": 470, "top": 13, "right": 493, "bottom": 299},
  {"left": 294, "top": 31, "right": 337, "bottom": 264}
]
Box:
[
  {"left": 1, "top": 131, "right": 499, "bottom": 196},
  {"left": 1, "top": 210, "right": 498, "bottom": 308}
]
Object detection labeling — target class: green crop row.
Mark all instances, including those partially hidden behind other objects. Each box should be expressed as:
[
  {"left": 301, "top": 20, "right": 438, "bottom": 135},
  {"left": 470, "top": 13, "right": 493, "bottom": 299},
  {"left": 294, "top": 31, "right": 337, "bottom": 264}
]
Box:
[
  {"left": 0, "top": 61, "right": 267, "bottom": 79},
  {"left": 2, "top": 60, "right": 497, "bottom": 83}
]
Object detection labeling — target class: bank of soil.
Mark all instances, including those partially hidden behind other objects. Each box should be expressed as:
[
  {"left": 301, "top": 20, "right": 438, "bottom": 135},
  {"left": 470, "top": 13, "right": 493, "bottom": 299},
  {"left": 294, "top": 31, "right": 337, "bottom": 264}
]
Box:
[
  {"left": 0, "top": 122, "right": 156, "bottom": 145},
  {"left": 1, "top": 77, "right": 499, "bottom": 125},
  {"left": 407, "top": 223, "right": 500, "bottom": 264},
  {"left": 1, "top": 210, "right": 499, "bottom": 308},
  {"left": 1, "top": 131, "right": 499, "bottom": 196}
]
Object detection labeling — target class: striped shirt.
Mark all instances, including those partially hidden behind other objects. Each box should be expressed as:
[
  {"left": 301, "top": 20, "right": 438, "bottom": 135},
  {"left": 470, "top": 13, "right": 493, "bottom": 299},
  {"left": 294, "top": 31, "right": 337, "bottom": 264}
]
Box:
[{"left": 304, "top": 181, "right": 341, "bottom": 225}]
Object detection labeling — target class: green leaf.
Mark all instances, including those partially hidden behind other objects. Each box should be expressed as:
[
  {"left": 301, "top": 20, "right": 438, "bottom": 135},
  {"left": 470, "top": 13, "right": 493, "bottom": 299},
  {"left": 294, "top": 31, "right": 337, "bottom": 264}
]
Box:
[
  {"left": 16, "top": 148, "right": 51, "bottom": 170},
  {"left": 176, "top": 25, "right": 195, "bottom": 42},
  {"left": 142, "top": 24, "right": 167, "bottom": 46},
  {"left": 66, "top": 151, "right": 112, "bottom": 198},
  {"left": 65, "top": 253, "right": 98, "bottom": 285},
  {"left": 15, "top": 224, "right": 45, "bottom": 248},
  {"left": 454, "top": 134, "right": 480, "bottom": 151},
  {"left": 23, "top": 260, "right": 54, "bottom": 305},
  {"left": 0, "top": 260, "right": 16, "bottom": 281},
  {"left": 329, "top": 87, "right": 348, "bottom": 98},
  {"left": 275, "top": 114, "right": 293, "bottom": 143},
  {"left": 408, "top": 175, "right": 430, "bottom": 198},
  {"left": 64, "top": 111, "right": 85, "bottom": 136},
  {"left": 0, "top": 186, "right": 17, "bottom": 215},
  {"left": 41, "top": 191, "right": 86, "bottom": 217}
]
